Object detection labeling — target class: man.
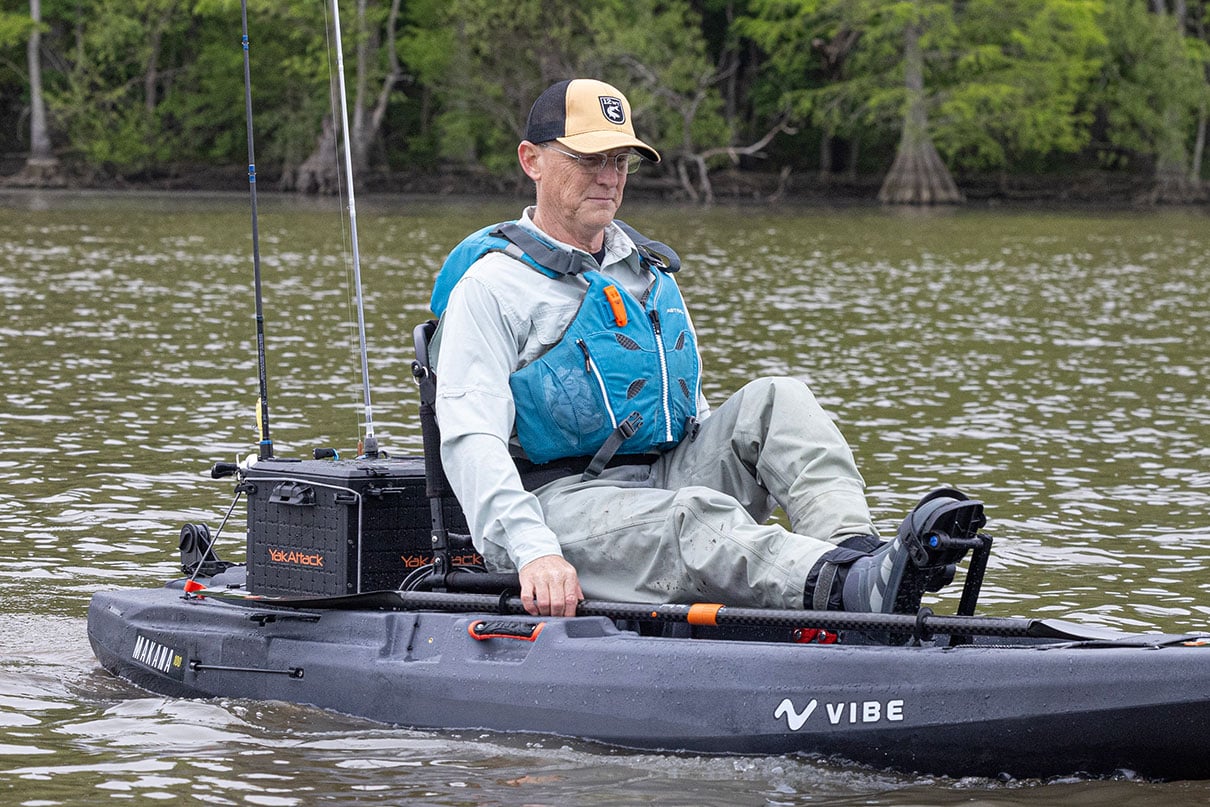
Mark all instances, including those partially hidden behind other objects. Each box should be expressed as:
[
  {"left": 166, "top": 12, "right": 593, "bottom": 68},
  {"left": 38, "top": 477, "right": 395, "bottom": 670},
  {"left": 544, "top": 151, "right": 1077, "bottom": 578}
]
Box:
[{"left": 432, "top": 78, "right": 984, "bottom": 618}]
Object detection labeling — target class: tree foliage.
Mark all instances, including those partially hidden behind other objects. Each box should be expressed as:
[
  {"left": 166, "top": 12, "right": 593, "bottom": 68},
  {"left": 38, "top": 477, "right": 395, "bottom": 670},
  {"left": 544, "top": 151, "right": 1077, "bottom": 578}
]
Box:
[
  {"left": 1, "top": 0, "right": 1208, "bottom": 200},
  {"left": 936, "top": 0, "right": 1107, "bottom": 171},
  {"left": 1096, "top": 0, "right": 1209, "bottom": 165}
]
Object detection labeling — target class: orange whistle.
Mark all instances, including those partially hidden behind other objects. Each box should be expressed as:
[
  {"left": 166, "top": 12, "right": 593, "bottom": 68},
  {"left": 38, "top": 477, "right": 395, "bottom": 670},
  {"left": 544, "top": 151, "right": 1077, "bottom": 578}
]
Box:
[{"left": 603, "top": 285, "right": 627, "bottom": 327}]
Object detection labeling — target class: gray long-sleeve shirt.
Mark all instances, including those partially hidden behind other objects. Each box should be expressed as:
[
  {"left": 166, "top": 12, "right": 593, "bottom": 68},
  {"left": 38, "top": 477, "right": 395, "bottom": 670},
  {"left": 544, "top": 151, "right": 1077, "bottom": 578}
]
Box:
[{"left": 434, "top": 209, "right": 708, "bottom": 570}]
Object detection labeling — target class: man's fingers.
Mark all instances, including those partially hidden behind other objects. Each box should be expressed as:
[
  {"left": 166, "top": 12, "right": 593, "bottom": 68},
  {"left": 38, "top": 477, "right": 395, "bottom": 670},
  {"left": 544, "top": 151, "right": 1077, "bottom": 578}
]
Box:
[
  {"left": 519, "top": 555, "right": 582, "bottom": 617},
  {"left": 520, "top": 583, "right": 538, "bottom": 616}
]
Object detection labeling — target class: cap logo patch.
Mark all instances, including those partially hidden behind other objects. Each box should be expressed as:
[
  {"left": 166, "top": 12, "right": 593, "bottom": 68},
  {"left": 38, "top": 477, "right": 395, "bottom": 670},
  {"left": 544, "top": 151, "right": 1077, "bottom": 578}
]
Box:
[{"left": 599, "top": 96, "right": 626, "bottom": 125}]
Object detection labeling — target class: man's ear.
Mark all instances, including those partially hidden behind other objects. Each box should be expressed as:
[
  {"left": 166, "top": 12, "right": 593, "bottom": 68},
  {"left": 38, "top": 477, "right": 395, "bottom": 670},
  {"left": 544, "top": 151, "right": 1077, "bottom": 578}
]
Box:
[{"left": 518, "top": 141, "right": 543, "bottom": 181}]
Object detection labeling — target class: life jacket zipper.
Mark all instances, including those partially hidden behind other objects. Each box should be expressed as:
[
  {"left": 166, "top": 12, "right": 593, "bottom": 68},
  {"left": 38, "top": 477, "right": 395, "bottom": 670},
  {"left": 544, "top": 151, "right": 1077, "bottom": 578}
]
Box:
[
  {"left": 576, "top": 339, "right": 619, "bottom": 429},
  {"left": 648, "top": 307, "right": 674, "bottom": 443}
]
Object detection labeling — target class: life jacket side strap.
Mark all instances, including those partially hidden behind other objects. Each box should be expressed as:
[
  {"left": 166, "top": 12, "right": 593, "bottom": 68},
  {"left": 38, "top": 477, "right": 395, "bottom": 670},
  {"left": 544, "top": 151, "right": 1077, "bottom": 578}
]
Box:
[{"left": 581, "top": 411, "right": 644, "bottom": 482}]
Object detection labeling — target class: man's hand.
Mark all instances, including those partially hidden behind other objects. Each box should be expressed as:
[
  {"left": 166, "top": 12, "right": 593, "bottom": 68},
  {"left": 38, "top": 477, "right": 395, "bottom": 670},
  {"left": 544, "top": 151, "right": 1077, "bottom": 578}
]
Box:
[{"left": 519, "top": 554, "right": 583, "bottom": 617}]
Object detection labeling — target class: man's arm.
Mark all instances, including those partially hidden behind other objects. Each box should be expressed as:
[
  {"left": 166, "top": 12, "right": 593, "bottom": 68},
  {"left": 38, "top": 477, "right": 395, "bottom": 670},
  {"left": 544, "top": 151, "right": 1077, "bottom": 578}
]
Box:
[{"left": 435, "top": 271, "right": 583, "bottom": 615}]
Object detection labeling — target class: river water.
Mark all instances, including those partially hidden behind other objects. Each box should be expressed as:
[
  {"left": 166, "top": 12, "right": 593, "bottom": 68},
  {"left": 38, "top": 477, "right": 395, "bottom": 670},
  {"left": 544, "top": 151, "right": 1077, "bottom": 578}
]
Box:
[{"left": 2, "top": 190, "right": 1208, "bottom": 805}]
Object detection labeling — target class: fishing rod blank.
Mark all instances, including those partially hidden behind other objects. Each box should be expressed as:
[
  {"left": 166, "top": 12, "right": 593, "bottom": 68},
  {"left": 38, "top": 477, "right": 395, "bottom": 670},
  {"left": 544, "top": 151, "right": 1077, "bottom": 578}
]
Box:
[
  {"left": 329, "top": 0, "right": 378, "bottom": 458},
  {"left": 240, "top": 0, "right": 272, "bottom": 460}
]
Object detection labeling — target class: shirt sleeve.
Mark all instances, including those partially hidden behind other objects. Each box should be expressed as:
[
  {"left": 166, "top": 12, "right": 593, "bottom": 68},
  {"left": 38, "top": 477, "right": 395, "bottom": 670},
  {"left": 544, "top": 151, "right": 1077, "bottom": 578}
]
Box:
[{"left": 434, "top": 269, "right": 563, "bottom": 571}]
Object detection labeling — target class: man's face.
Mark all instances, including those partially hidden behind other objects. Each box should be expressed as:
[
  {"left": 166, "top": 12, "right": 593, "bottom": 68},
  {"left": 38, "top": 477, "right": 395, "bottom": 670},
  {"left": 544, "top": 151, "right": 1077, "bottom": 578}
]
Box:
[{"left": 521, "top": 142, "right": 630, "bottom": 249}]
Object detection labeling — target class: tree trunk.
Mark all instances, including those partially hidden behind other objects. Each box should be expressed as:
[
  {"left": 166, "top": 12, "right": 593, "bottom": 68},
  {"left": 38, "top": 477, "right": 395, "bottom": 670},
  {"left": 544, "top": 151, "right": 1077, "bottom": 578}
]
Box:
[
  {"left": 292, "top": 0, "right": 400, "bottom": 194},
  {"left": 1191, "top": 104, "right": 1206, "bottom": 184},
  {"left": 1145, "top": 137, "right": 1206, "bottom": 208},
  {"left": 290, "top": 115, "right": 340, "bottom": 194},
  {"left": 144, "top": 3, "right": 178, "bottom": 115},
  {"left": 1145, "top": 146, "right": 1206, "bottom": 203},
  {"left": 819, "top": 129, "right": 834, "bottom": 181},
  {"left": 359, "top": 0, "right": 403, "bottom": 172},
  {"left": 1142, "top": 2, "right": 1206, "bottom": 203},
  {"left": 13, "top": 0, "right": 64, "bottom": 187},
  {"left": 877, "top": 17, "right": 962, "bottom": 205},
  {"left": 351, "top": 0, "right": 370, "bottom": 173}
]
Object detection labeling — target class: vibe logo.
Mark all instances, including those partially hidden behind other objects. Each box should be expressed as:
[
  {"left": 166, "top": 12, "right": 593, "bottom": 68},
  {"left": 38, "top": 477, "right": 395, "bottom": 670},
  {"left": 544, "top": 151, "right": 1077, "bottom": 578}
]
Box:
[
  {"left": 774, "top": 698, "right": 817, "bottom": 730},
  {"left": 775, "top": 697, "right": 905, "bottom": 731}
]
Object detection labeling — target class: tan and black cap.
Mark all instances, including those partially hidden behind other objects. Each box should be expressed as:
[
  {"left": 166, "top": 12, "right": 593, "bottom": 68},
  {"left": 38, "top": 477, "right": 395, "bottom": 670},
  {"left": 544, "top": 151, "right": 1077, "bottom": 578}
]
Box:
[{"left": 525, "top": 78, "right": 660, "bottom": 163}]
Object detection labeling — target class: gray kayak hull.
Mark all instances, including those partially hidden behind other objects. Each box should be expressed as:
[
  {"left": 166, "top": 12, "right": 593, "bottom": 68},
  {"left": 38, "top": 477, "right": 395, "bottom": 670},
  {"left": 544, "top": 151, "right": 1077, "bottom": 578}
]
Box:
[{"left": 87, "top": 583, "right": 1210, "bottom": 780}]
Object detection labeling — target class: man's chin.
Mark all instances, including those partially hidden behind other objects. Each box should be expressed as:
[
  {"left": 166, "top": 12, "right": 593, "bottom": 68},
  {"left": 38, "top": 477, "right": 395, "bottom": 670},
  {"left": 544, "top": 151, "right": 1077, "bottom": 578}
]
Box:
[{"left": 582, "top": 200, "right": 619, "bottom": 225}]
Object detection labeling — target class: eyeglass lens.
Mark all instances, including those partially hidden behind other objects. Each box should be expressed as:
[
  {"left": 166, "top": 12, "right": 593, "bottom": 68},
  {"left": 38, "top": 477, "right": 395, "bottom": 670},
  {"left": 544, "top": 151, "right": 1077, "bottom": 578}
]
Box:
[{"left": 543, "top": 144, "right": 642, "bottom": 174}]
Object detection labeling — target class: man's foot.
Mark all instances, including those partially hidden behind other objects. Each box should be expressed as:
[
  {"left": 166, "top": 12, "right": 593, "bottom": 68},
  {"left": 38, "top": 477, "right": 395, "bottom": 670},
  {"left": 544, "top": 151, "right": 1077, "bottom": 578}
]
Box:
[{"left": 841, "top": 488, "right": 986, "bottom": 614}]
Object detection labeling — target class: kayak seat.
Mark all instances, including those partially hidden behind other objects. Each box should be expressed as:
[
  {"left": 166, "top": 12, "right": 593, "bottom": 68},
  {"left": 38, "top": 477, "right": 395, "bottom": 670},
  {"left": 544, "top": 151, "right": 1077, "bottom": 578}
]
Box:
[{"left": 411, "top": 320, "right": 520, "bottom": 594}]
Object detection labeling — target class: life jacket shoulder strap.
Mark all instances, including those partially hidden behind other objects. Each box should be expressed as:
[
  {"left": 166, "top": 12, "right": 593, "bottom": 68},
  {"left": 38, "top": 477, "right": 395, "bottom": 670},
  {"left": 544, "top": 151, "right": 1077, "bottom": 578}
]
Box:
[
  {"left": 493, "top": 222, "right": 597, "bottom": 277},
  {"left": 494, "top": 221, "right": 680, "bottom": 275},
  {"left": 431, "top": 219, "right": 680, "bottom": 317},
  {"left": 614, "top": 220, "right": 681, "bottom": 273}
]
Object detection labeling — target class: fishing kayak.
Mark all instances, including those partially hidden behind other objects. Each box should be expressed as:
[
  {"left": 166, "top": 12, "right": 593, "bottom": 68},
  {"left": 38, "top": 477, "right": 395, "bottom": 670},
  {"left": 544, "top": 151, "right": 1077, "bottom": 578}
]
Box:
[{"left": 88, "top": 562, "right": 1210, "bottom": 781}]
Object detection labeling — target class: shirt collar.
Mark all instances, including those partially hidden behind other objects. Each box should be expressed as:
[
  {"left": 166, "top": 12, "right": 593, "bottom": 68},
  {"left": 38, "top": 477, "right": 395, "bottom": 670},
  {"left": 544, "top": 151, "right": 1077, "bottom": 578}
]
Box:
[{"left": 519, "top": 207, "right": 643, "bottom": 274}]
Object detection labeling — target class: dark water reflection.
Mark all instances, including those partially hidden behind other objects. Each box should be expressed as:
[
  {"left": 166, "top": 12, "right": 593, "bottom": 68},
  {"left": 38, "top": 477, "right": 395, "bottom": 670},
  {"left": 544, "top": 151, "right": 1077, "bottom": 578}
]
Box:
[{"left": 2, "top": 191, "right": 1209, "bottom": 804}]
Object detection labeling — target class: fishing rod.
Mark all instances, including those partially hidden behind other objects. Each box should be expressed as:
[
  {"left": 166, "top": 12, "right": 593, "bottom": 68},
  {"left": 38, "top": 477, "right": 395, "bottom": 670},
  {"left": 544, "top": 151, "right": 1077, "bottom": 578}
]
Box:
[
  {"left": 204, "top": 587, "right": 1140, "bottom": 644},
  {"left": 188, "top": 1, "right": 272, "bottom": 592},
  {"left": 240, "top": 0, "right": 272, "bottom": 461},
  {"left": 329, "top": 0, "right": 379, "bottom": 458}
]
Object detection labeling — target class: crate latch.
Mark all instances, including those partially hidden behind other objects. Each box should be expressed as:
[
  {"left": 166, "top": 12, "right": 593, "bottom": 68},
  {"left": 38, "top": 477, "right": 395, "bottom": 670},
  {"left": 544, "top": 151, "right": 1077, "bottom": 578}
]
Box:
[{"left": 269, "top": 481, "right": 316, "bottom": 506}]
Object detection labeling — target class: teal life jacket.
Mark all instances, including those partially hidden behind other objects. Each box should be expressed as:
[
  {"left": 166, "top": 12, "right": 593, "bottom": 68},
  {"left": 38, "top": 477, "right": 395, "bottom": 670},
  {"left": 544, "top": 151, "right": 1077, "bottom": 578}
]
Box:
[{"left": 432, "top": 221, "right": 700, "bottom": 474}]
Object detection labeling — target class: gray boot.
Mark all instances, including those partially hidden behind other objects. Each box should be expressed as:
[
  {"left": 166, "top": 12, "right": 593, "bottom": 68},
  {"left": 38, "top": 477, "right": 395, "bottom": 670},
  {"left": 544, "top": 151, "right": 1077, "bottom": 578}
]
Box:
[{"left": 841, "top": 487, "right": 986, "bottom": 614}]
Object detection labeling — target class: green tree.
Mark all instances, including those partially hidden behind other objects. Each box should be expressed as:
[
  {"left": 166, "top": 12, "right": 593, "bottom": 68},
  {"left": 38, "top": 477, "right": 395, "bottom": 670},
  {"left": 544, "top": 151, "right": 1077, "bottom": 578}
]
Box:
[
  {"left": 348, "top": 0, "right": 403, "bottom": 175},
  {"left": 934, "top": 0, "right": 1106, "bottom": 177},
  {"left": 47, "top": 0, "right": 193, "bottom": 172},
  {"left": 22, "top": 0, "right": 62, "bottom": 184},
  {"left": 192, "top": 0, "right": 390, "bottom": 193},
  {"left": 0, "top": 12, "right": 25, "bottom": 161},
  {"left": 0, "top": 3, "right": 61, "bottom": 185},
  {"left": 400, "top": 0, "right": 733, "bottom": 195},
  {"left": 590, "top": 0, "right": 737, "bottom": 202},
  {"left": 1096, "top": 0, "right": 1209, "bottom": 201},
  {"left": 876, "top": 0, "right": 963, "bottom": 203},
  {"left": 289, "top": 0, "right": 404, "bottom": 192},
  {"left": 743, "top": 0, "right": 964, "bottom": 204},
  {"left": 1193, "top": 0, "right": 1209, "bottom": 183},
  {"left": 1147, "top": 0, "right": 1208, "bottom": 200},
  {"left": 400, "top": 0, "right": 592, "bottom": 173}
]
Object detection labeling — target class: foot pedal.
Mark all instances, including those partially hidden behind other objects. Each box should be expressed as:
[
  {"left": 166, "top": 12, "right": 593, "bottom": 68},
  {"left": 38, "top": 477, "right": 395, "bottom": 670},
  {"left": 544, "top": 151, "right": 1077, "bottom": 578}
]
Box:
[{"left": 902, "top": 491, "right": 986, "bottom": 568}]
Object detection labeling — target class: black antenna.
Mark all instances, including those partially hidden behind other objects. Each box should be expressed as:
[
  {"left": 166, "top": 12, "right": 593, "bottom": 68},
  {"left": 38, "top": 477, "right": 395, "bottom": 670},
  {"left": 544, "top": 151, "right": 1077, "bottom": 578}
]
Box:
[{"left": 240, "top": 0, "right": 272, "bottom": 460}]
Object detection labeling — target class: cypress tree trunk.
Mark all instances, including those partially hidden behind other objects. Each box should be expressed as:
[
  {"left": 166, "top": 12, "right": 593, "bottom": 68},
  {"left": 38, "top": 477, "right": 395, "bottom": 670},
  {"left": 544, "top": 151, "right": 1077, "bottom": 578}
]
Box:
[
  {"left": 289, "top": 115, "right": 341, "bottom": 194},
  {"left": 1143, "top": 4, "right": 1206, "bottom": 203},
  {"left": 1145, "top": 124, "right": 1206, "bottom": 203},
  {"left": 1191, "top": 104, "right": 1206, "bottom": 185},
  {"left": 877, "top": 17, "right": 961, "bottom": 205},
  {"left": 14, "top": 0, "right": 64, "bottom": 187}
]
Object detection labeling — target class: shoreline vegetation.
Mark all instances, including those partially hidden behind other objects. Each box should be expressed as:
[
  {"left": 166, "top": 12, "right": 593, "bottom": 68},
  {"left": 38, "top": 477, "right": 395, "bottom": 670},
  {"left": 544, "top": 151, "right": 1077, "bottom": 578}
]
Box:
[
  {"left": 2, "top": 158, "right": 1200, "bottom": 209},
  {"left": 4, "top": 2, "right": 1209, "bottom": 208},
  {"left": 2, "top": 160, "right": 1200, "bottom": 210}
]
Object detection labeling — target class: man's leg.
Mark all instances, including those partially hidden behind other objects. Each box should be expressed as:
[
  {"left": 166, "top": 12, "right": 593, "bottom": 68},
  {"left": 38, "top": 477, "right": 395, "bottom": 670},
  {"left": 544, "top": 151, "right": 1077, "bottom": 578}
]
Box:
[
  {"left": 531, "top": 473, "right": 834, "bottom": 609},
  {"left": 655, "top": 376, "right": 877, "bottom": 543}
]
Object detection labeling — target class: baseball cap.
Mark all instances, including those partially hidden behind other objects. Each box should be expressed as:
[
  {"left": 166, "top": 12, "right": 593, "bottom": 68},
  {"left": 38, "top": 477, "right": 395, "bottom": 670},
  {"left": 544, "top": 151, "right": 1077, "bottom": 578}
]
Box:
[{"left": 525, "top": 79, "right": 660, "bottom": 163}]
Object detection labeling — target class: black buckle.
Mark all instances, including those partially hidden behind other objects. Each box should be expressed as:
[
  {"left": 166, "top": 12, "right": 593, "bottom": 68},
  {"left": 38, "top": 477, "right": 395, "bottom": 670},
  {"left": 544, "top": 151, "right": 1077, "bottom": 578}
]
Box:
[{"left": 902, "top": 529, "right": 931, "bottom": 567}]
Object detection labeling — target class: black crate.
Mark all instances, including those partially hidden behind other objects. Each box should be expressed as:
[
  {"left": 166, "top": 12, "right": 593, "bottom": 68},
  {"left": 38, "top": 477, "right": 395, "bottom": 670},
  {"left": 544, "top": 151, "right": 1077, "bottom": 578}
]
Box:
[{"left": 242, "top": 456, "right": 473, "bottom": 596}]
